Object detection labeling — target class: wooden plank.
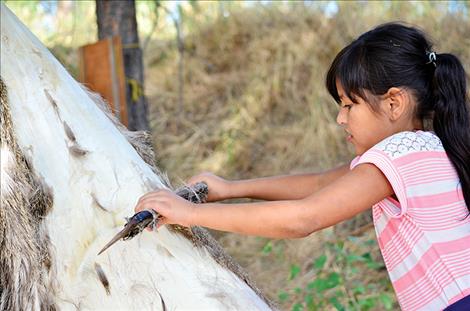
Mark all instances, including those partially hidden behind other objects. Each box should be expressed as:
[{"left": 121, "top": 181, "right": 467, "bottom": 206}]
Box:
[
  {"left": 112, "top": 37, "right": 128, "bottom": 126},
  {"left": 78, "top": 37, "right": 128, "bottom": 126}
]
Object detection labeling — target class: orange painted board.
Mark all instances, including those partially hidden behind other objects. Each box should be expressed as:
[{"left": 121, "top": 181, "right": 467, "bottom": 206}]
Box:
[{"left": 78, "top": 37, "right": 128, "bottom": 126}]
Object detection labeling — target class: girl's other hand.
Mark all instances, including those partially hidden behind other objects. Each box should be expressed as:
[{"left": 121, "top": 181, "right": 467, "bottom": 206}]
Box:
[
  {"left": 186, "top": 172, "right": 231, "bottom": 202},
  {"left": 134, "top": 189, "right": 196, "bottom": 229}
]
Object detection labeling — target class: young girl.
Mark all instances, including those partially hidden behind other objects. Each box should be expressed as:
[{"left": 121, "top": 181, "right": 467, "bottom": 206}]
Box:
[{"left": 135, "top": 23, "right": 470, "bottom": 310}]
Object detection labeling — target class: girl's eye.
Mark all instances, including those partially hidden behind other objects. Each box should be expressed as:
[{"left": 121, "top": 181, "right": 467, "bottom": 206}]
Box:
[{"left": 342, "top": 104, "right": 352, "bottom": 110}]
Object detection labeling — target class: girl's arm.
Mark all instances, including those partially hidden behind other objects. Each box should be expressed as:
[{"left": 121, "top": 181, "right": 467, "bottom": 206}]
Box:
[
  {"left": 230, "top": 164, "right": 350, "bottom": 200},
  {"left": 189, "top": 164, "right": 350, "bottom": 201},
  {"left": 135, "top": 163, "right": 393, "bottom": 238}
]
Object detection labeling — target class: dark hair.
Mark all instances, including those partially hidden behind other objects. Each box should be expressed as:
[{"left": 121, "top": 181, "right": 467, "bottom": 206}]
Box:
[{"left": 326, "top": 22, "right": 470, "bottom": 214}]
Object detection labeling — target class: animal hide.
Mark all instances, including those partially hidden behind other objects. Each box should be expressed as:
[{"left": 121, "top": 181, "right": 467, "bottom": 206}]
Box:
[{"left": 0, "top": 4, "right": 272, "bottom": 310}]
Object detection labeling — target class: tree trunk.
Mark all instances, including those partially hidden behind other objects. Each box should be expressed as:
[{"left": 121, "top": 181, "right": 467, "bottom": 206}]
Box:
[
  {"left": 0, "top": 4, "right": 271, "bottom": 310},
  {"left": 96, "top": 0, "right": 149, "bottom": 131}
]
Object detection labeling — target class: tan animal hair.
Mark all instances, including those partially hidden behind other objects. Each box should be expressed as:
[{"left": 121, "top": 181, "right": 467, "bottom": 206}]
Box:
[{"left": 0, "top": 78, "right": 57, "bottom": 311}]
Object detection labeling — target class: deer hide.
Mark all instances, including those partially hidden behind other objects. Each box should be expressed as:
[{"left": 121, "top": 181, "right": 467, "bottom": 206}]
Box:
[{"left": 0, "top": 4, "right": 272, "bottom": 311}]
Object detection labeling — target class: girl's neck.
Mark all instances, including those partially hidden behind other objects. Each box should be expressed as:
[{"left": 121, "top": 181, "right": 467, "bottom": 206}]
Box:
[
  {"left": 412, "top": 118, "right": 424, "bottom": 131},
  {"left": 404, "top": 118, "right": 424, "bottom": 132}
]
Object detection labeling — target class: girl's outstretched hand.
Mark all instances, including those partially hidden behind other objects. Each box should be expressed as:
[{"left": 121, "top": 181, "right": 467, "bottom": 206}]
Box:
[
  {"left": 186, "top": 172, "right": 231, "bottom": 202},
  {"left": 134, "top": 189, "right": 196, "bottom": 229}
]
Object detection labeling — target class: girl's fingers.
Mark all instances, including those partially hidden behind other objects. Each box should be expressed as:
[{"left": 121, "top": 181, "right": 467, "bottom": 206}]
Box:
[
  {"left": 135, "top": 197, "right": 157, "bottom": 210},
  {"left": 156, "top": 218, "right": 168, "bottom": 229},
  {"left": 186, "top": 177, "right": 202, "bottom": 185},
  {"left": 145, "top": 216, "right": 168, "bottom": 232},
  {"left": 137, "top": 189, "right": 168, "bottom": 204},
  {"left": 144, "top": 217, "right": 168, "bottom": 232},
  {"left": 135, "top": 198, "right": 167, "bottom": 213},
  {"left": 136, "top": 191, "right": 157, "bottom": 204},
  {"left": 186, "top": 172, "right": 212, "bottom": 184},
  {"left": 137, "top": 188, "right": 176, "bottom": 206}
]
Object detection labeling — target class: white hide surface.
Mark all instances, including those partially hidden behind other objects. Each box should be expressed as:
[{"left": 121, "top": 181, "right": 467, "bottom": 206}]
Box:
[{"left": 0, "top": 4, "right": 270, "bottom": 310}]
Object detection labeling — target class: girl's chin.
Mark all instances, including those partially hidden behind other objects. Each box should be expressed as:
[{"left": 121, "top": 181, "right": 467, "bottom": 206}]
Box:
[
  {"left": 353, "top": 145, "right": 367, "bottom": 156},
  {"left": 347, "top": 137, "right": 368, "bottom": 155}
]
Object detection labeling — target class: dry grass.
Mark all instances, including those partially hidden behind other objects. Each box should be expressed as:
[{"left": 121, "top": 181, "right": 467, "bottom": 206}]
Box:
[
  {"left": 144, "top": 2, "right": 469, "bottom": 310},
  {"left": 147, "top": 6, "right": 351, "bottom": 181}
]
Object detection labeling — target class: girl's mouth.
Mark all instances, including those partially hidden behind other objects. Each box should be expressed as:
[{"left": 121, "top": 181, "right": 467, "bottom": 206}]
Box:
[{"left": 347, "top": 134, "right": 353, "bottom": 142}]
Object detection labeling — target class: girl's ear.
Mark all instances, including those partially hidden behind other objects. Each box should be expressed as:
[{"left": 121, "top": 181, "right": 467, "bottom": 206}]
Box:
[{"left": 385, "top": 87, "right": 409, "bottom": 121}]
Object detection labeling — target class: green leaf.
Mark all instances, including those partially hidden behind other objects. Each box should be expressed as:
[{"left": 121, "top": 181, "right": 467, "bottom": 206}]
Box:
[
  {"left": 289, "top": 264, "right": 301, "bottom": 280},
  {"left": 262, "top": 241, "right": 273, "bottom": 254},
  {"left": 360, "top": 252, "right": 385, "bottom": 269},
  {"left": 328, "top": 297, "right": 345, "bottom": 311},
  {"left": 304, "top": 294, "right": 314, "bottom": 309},
  {"left": 308, "top": 273, "right": 342, "bottom": 294},
  {"left": 306, "top": 280, "right": 318, "bottom": 291},
  {"left": 366, "top": 261, "right": 385, "bottom": 270},
  {"left": 358, "top": 297, "right": 376, "bottom": 310},
  {"left": 314, "top": 254, "right": 327, "bottom": 270},
  {"left": 353, "top": 285, "right": 366, "bottom": 294},
  {"left": 308, "top": 278, "right": 327, "bottom": 293},
  {"left": 334, "top": 290, "right": 345, "bottom": 297},
  {"left": 292, "top": 302, "right": 304, "bottom": 311},
  {"left": 346, "top": 254, "right": 365, "bottom": 263},
  {"left": 361, "top": 252, "right": 373, "bottom": 262},
  {"left": 325, "top": 272, "right": 341, "bottom": 288},
  {"left": 334, "top": 241, "right": 344, "bottom": 251},
  {"left": 379, "top": 293, "right": 394, "bottom": 310},
  {"left": 294, "top": 287, "right": 302, "bottom": 294},
  {"left": 278, "top": 291, "right": 289, "bottom": 302}
]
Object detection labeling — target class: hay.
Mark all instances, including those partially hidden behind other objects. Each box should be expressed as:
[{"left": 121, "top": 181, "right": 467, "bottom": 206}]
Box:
[
  {"left": 0, "top": 78, "right": 57, "bottom": 311},
  {"left": 146, "top": 3, "right": 470, "bottom": 183}
]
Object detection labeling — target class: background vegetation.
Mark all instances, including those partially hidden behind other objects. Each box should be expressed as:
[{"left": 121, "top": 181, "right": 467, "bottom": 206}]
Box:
[{"left": 7, "top": 1, "right": 470, "bottom": 310}]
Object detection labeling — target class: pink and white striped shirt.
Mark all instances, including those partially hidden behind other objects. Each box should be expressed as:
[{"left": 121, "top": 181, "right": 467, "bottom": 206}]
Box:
[{"left": 351, "top": 131, "right": 470, "bottom": 311}]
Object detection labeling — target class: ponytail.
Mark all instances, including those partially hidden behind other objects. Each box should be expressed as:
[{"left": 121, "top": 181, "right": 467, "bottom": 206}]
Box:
[
  {"left": 432, "top": 53, "right": 470, "bottom": 215},
  {"left": 324, "top": 23, "right": 470, "bottom": 214}
]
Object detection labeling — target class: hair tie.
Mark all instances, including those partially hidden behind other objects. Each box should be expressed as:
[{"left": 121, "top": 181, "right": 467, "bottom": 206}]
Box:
[{"left": 426, "top": 51, "right": 437, "bottom": 67}]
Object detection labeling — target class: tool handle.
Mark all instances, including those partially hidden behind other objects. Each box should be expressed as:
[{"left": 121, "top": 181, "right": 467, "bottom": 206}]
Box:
[{"left": 175, "top": 182, "right": 209, "bottom": 204}]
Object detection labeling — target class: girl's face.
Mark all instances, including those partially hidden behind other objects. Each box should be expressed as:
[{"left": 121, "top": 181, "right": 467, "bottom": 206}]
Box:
[{"left": 335, "top": 81, "right": 395, "bottom": 155}]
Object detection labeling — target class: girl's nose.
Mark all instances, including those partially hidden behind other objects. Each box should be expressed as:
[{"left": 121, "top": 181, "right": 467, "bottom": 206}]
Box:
[{"left": 336, "top": 108, "right": 347, "bottom": 125}]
